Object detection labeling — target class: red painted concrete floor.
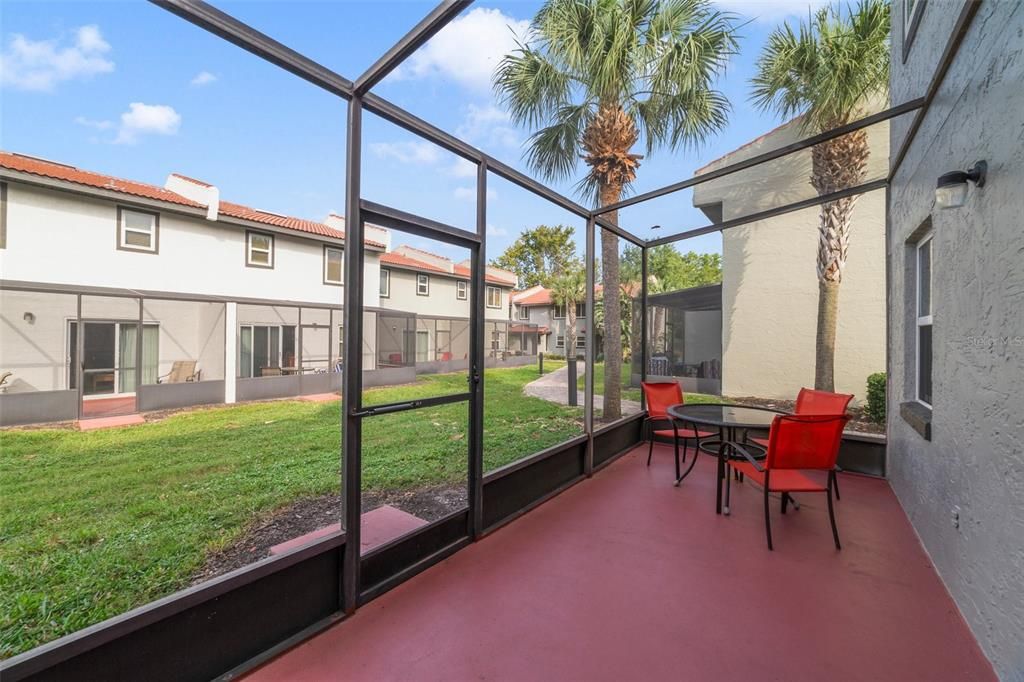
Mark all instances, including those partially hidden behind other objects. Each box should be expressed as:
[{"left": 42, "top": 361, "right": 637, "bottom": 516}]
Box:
[{"left": 247, "top": 444, "right": 995, "bottom": 682}]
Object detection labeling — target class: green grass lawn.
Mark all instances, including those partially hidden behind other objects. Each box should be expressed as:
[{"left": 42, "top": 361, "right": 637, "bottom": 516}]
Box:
[
  {"left": 575, "top": 361, "right": 722, "bottom": 407},
  {"left": 0, "top": 365, "right": 580, "bottom": 658}
]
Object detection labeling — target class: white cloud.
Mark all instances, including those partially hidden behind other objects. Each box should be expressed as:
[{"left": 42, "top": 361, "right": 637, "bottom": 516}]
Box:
[
  {"left": 74, "top": 116, "right": 114, "bottom": 130},
  {"left": 190, "top": 70, "right": 217, "bottom": 86},
  {"left": 486, "top": 223, "right": 508, "bottom": 236},
  {"left": 448, "top": 158, "right": 478, "bottom": 179},
  {"left": 456, "top": 103, "right": 520, "bottom": 149},
  {"left": 713, "top": 0, "right": 829, "bottom": 23},
  {"left": 0, "top": 24, "right": 114, "bottom": 91},
  {"left": 114, "top": 103, "right": 181, "bottom": 144},
  {"left": 397, "top": 8, "right": 529, "bottom": 91},
  {"left": 454, "top": 186, "right": 498, "bottom": 201},
  {"left": 369, "top": 140, "right": 442, "bottom": 164}
]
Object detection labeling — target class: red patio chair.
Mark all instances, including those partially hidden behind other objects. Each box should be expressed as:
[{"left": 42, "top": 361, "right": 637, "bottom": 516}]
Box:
[
  {"left": 641, "top": 382, "right": 714, "bottom": 483},
  {"left": 727, "top": 414, "right": 848, "bottom": 550},
  {"left": 749, "top": 388, "right": 853, "bottom": 499}
]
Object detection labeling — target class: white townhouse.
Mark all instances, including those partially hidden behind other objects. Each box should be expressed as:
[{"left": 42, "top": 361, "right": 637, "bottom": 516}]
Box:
[{"left": 0, "top": 151, "right": 522, "bottom": 426}]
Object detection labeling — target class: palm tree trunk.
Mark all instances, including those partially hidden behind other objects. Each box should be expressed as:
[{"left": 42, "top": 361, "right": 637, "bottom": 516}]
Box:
[
  {"left": 815, "top": 279, "right": 840, "bottom": 391},
  {"left": 811, "top": 131, "right": 868, "bottom": 392},
  {"left": 599, "top": 182, "right": 622, "bottom": 420}
]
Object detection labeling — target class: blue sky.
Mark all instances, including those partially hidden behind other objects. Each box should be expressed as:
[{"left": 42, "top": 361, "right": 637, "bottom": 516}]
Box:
[{"left": 0, "top": 0, "right": 825, "bottom": 261}]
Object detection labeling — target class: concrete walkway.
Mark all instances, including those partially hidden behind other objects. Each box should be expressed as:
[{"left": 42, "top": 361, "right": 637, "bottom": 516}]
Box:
[{"left": 524, "top": 361, "right": 642, "bottom": 413}]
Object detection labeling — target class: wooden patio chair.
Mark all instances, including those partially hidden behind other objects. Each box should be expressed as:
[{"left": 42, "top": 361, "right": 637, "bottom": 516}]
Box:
[{"left": 157, "top": 361, "right": 200, "bottom": 384}]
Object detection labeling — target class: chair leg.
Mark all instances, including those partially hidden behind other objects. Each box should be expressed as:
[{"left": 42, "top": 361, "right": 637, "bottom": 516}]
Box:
[
  {"left": 673, "top": 434, "right": 681, "bottom": 481},
  {"left": 725, "top": 464, "right": 732, "bottom": 513},
  {"left": 764, "top": 477, "right": 773, "bottom": 551},
  {"left": 646, "top": 422, "right": 654, "bottom": 466},
  {"left": 833, "top": 470, "right": 842, "bottom": 500},
  {"left": 781, "top": 492, "right": 789, "bottom": 515},
  {"left": 827, "top": 472, "right": 841, "bottom": 550}
]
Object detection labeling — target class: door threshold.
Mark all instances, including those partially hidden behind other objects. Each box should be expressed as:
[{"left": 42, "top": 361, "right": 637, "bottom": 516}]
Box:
[{"left": 78, "top": 414, "right": 146, "bottom": 431}]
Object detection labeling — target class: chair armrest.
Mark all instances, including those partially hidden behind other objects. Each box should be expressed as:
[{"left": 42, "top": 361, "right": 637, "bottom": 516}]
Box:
[{"left": 730, "top": 443, "right": 765, "bottom": 471}]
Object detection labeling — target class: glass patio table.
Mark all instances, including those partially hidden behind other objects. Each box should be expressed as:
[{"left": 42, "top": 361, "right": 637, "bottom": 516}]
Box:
[{"left": 666, "top": 403, "right": 786, "bottom": 515}]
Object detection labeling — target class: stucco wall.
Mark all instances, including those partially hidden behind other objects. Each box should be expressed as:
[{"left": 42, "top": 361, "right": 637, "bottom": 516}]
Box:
[
  {"left": 381, "top": 266, "right": 510, "bottom": 321},
  {"left": 696, "top": 118, "right": 889, "bottom": 401},
  {"left": 0, "top": 182, "right": 381, "bottom": 308},
  {"left": 887, "top": 1, "right": 1024, "bottom": 678}
]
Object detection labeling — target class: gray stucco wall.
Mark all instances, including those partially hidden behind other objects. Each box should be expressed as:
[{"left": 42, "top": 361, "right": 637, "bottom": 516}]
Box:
[{"left": 888, "top": 1, "right": 1024, "bottom": 678}]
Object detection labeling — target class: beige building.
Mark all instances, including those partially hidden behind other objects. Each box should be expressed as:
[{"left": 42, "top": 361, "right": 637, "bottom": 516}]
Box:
[{"left": 691, "top": 115, "right": 889, "bottom": 401}]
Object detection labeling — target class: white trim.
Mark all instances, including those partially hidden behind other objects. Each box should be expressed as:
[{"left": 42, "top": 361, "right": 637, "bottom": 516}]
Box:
[
  {"left": 324, "top": 246, "right": 343, "bottom": 284},
  {"left": 246, "top": 231, "right": 274, "bottom": 268},
  {"left": 456, "top": 280, "right": 468, "bottom": 300},
  {"left": 915, "top": 232, "right": 933, "bottom": 407},
  {"left": 119, "top": 208, "right": 157, "bottom": 252},
  {"left": 379, "top": 268, "right": 391, "bottom": 298},
  {"left": 416, "top": 273, "right": 430, "bottom": 296},
  {"left": 486, "top": 285, "right": 501, "bottom": 308}
]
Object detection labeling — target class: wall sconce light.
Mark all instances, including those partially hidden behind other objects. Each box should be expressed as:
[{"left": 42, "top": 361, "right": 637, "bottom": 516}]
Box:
[
  {"left": 935, "top": 160, "right": 986, "bottom": 209},
  {"left": 651, "top": 224, "right": 661, "bottom": 230},
  {"left": 23, "top": 312, "right": 36, "bottom": 324}
]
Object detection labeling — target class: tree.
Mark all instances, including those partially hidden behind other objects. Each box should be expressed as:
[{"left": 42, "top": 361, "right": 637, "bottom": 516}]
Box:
[
  {"left": 620, "top": 245, "right": 721, "bottom": 357},
  {"left": 750, "top": 0, "right": 889, "bottom": 391},
  {"left": 491, "top": 224, "right": 577, "bottom": 289},
  {"left": 495, "top": 0, "right": 738, "bottom": 419},
  {"left": 548, "top": 263, "right": 586, "bottom": 358},
  {"left": 622, "top": 245, "right": 721, "bottom": 290}
]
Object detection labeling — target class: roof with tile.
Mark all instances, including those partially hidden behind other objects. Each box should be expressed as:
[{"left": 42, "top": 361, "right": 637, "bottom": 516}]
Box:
[
  {"left": 382, "top": 249, "right": 516, "bottom": 286},
  {"left": 0, "top": 150, "right": 385, "bottom": 248},
  {"left": 1, "top": 151, "right": 203, "bottom": 208}
]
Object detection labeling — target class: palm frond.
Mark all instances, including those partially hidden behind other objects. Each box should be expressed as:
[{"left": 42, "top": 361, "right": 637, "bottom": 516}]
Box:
[
  {"left": 750, "top": 0, "right": 890, "bottom": 132},
  {"left": 493, "top": 39, "right": 573, "bottom": 128},
  {"left": 524, "top": 103, "right": 595, "bottom": 182}
]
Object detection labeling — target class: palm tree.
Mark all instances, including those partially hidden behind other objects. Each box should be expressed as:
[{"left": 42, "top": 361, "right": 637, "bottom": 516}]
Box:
[
  {"left": 495, "top": 0, "right": 738, "bottom": 419},
  {"left": 548, "top": 264, "right": 586, "bottom": 360},
  {"left": 750, "top": 0, "right": 889, "bottom": 391}
]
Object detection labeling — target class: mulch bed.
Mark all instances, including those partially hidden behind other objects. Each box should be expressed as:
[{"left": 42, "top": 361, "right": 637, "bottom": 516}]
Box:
[
  {"left": 728, "top": 396, "right": 885, "bottom": 435},
  {"left": 192, "top": 484, "right": 468, "bottom": 583}
]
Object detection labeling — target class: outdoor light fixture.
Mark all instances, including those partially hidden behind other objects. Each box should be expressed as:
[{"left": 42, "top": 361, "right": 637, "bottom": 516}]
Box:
[
  {"left": 935, "top": 160, "right": 986, "bottom": 209},
  {"left": 651, "top": 224, "right": 662, "bottom": 230},
  {"left": 23, "top": 312, "right": 35, "bottom": 324}
]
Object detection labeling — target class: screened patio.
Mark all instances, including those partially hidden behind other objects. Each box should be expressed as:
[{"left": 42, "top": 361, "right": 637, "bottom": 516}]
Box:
[{"left": 0, "top": 1, "right": 1001, "bottom": 681}]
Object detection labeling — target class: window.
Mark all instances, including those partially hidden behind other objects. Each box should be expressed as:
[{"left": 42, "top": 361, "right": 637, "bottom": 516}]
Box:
[
  {"left": 416, "top": 274, "right": 430, "bottom": 296},
  {"left": 555, "top": 335, "right": 565, "bottom": 348},
  {"left": 902, "top": 0, "right": 925, "bottom": 61},
  {"left": 517, "top": 306, "right": 530, "bottom": 321},
  {"left": 576, "top": 336, "right": 586, "bottom": 350},
  {"left": 239, "top": 325, "right": 295, "bottom": 377},
  {"left": 324, "top": 246, "right": 343, "bottom": 285},
  {"left": 246, "top": 231, "right": 274, "bottom": 268},
  {"left": 457, "top": 280, "right": 468, "bottom": 300},
  {"left": 486, "top": 286, "right": 501, "bottom": 308},
  {"left": 380, "top": 269, "right": 390, "bottom": 297},
  {"left": 553, "top": 303, "right": 583, "bottom": 319},
  {"left": 916, "top": 234, "right": 933, "bottom": 406},
  {"left": 117, "top": 207, "right": 158, "bottom": 253},
  {"left": 0, "top": 182, "right": 7, "bottom": 249}
]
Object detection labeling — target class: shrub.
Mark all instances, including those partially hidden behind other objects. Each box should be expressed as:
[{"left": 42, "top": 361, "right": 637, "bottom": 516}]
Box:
[{"left": 865, "top": 372, "right": 886, "bottom": 423}]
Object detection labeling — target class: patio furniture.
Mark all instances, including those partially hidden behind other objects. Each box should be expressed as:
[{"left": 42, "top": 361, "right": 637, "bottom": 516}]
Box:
[
  {"left": 667, "top": 403, "right": 784, "bottom": 514},
  {"left": 260, "top": 367, "right": 283, "bottom": 377},
  {"left": 641, "top": 382, "right": 714, "bottom": 484},
  {"left": 157, "top": 361, "right": 200, "bottom": 384},
  {"left": 725, "top": 414, "right": 849, "bottom": 550},
  {"left": 747, "top": 388, "right": 853, "bottom": 499}
]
